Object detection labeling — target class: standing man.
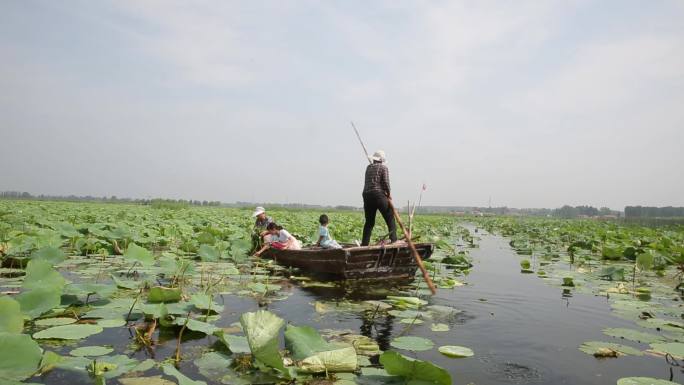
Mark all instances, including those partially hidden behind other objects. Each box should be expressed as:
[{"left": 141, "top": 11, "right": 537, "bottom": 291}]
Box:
[{"left": 361, "top": 150, "right": 397, "bottom": 246}]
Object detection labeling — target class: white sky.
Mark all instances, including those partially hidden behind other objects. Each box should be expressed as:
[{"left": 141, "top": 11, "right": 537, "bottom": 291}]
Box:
[{"left": 1, "top": 1, "right": 683, "bottom": 210}]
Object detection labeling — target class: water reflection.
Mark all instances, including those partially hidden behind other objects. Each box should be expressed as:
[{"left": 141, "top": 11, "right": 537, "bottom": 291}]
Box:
[{"left": 360, "top": 309, "right": 395, "bottom": 351}]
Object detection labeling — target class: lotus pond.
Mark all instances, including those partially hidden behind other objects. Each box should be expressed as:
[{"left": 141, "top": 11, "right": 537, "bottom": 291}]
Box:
[{"left": 1, "top": 201, "right": 683, "bottom": 385}]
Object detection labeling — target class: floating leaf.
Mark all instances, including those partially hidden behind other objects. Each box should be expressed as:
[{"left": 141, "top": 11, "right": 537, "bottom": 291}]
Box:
[
  {"left": 617, "top": 377, "right": 679, "bottom": 385},
  {"left": 69, "top": 346, "right": 113, "bottom": 357},
  {"left": 300, "top": 346, "right": 358, "bottom": 373},
  {"left": 438, "top": 345, "right": 473, "bottom": 358},
  {"left": 649, "top": 342, "right": 684, "bottom": 359},
  {"left": 215, "top": 332, "right": 251, "bottom": 354},
  {"left": 0, "top": 296, "right": 23, "bottom": 333},
  {"left": 240, "top": 310, "right": 290, "bottom": 378},
  {"left": 0, "top": 332, "right": 43, "bottom": 381},
  {"left": 603, "top": 328, "right": 665, "bottom": 344},
  {"left": 97, "top": 319, "right": 126, "bottom": 328},
  {"left": 173, "top": 318, "right": 220, "bottom": 336},
  {"left": 33, "top": 324, "right": 103, "bottom": 340},
  {"left": 198, "top": 244, "right": 219, "bottom": 262},
  {"left": 148, "top": 286, "right": 181, "bottom": 303},
  {"left": 119, "top": 376, "right": 175, "bottom": 385},
  {"left": 34, "top": 318, "right": 77, "bottom": 327},
  {"left": 379, "top": 351, "right": 451, "bottom": 385},
  {"left": 285, "top": 325, "right": 334, "bottom": 360},
  {"left": 162, "top": 363, "right": 207, "bottom": 385},
  {"left": 390, "top": 336, "right": 434, "bottom": 351},
  {"left": 578, "top": 341, "right": 643, "bottom": 356},
  {"left": 430, "top": 323, "right": 449, "bottom": 332}
]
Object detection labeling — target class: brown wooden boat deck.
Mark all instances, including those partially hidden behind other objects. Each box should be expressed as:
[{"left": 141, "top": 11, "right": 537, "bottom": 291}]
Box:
[{"left": 262, "top": 243, "right": 434, "bottom": 280}]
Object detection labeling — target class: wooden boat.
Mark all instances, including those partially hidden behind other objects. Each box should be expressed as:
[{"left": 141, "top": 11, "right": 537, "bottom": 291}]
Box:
[{"left": 262, "top": 242, "right": 434, "bottom": 280}]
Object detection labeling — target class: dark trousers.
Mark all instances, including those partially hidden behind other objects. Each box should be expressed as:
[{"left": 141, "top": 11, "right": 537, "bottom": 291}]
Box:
[{"left": 362, "top": 191, "right": 397, "bottom": 246}]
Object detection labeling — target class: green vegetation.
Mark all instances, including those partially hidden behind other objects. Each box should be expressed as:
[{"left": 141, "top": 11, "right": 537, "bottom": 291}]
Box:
[{"left": 0, "top": 200, "right": 467, "bottom": 384}]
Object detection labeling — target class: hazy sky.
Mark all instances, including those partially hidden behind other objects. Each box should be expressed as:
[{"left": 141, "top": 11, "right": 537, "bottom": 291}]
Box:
[{"left": 1, "top": 1, "right": 683, "bottom": 210}]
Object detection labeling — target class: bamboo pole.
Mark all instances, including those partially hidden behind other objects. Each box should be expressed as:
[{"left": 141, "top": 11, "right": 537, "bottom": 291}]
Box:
[{"left": 388, "top": 198, "right": 436, "bottom": 295}]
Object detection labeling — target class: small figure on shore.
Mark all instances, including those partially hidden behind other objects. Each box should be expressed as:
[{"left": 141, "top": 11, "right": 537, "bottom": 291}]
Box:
[
  {"left": 361, "top": 150, "right": 397, "bottom": 245},
  {"left": 254, "top": 222, "right": 301, "bottom": 257},
  {"left": 316, "top": 214, "right": 342, "bottom": 249}
]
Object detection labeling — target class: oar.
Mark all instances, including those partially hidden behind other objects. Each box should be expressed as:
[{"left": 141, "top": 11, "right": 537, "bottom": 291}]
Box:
[{"left": 350, "top": 122, "right": 437, "bottom": 295}]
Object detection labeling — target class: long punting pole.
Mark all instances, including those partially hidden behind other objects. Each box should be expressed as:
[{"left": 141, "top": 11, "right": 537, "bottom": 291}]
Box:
[{"left": 351, "top": 122, "right": 437, "bottom": 295}]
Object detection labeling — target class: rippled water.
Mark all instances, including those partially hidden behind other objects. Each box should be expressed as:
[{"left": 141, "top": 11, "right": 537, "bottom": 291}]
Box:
[{"left": 35, "top": 229, "right": 683, "bottom": 385}]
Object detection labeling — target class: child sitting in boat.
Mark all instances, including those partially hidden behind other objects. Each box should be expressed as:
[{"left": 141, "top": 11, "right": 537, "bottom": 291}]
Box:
[
  {"left": 254, "top": 222, "right": 301, "bottom": 257},
  {"left": 316, "top": 214, "right": 342, "bottom": 249}
]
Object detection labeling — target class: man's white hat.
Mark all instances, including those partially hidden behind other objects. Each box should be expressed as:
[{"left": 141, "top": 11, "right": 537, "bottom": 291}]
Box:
[
  {"left": 369, "top": 150, "right": 386, "bottom": 163},
  {"left": 252, "top": 206, "right": 266, "bottom": 217}
]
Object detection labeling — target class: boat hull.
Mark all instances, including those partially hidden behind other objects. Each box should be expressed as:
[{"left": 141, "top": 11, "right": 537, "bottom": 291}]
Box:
[{"left": 262, "top": 243, "right": 434, "bottom": 280}]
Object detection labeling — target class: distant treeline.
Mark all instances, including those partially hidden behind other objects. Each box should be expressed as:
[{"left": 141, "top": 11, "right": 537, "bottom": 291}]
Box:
[
  {"left": 624, "top": 206, "right": 684, "bottom": 218},
  {"left": 0, "top": 191, "right": 221, "bottom": 207}
]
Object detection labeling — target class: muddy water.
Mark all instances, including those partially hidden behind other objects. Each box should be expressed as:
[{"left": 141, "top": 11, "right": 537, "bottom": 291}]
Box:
[{"left": 35, "top": 229, "right": 682, "bottom": 385}]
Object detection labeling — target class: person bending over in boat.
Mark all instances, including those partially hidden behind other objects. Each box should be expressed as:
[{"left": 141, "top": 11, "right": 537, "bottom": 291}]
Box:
[
  {"left": 251, "top": 206, "right": 274, "bottom": 254},
  {"left": 361, "top": 150, "right": 397, "bottom": 246},
  {"left": 254, "top": 222, "right": 302, "bottom": 257},
  {"left": 316, "top": 214, "right": 342, "bottom": 249}
]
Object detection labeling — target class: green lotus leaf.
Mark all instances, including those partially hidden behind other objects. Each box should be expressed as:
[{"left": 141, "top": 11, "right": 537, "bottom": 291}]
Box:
[
  {"left": 578, "top": 341, "right": 643, "bottom": 356},
  {"left": 390, "top": 336, "right": 434, "bottom": 351},
  {"left": 190, "top": 293, "right": 224, "bottom": 313},
  {"left": 649, "top": 342, "right": 684, "bottom": 359},
  {"left": 34, "top": 317, "right": 77, "bottom": 327},
  {"left": 379, "top": 351, "right": 451, "bottom": 385},
  {"left": 162, "top": 363, "right": 207, "bottom": 385},
  {"left": 148, "top": 286, "right": 181, "bottom": 303},
  {"left": 285, "top": 324, "right": 333, "bottom": 360},
  {"left": 30, "top": 247, "right": 65, "bottom": 264},
  {"left": 438, "top": 345, "right": 474, "bottom": 358},
  {"left": 0, "top": 295, "right": 24, "bottom": 333},
  {"left": 430, "top": 323, "right": 449, "bottom": 332},
  {"left": 215, "top": 332, "right": 251, "bottom": 354},
  {"left": 193, "top": 351, "right": 234, "bottom": 383},
  {"left": 69, "top": 346, "right": 113, "bottom": 357},
  {"left": 123, "top": 243, "right": 154, "bottom": 266},
  {"left": 602, "top": 328, "right": 665, "bottom": 344},
  {"left": 33, "top": 324, "right": 103, "bottom": 340},
  {"left": 119, "top": 376, "right": 176, "bottom": 385},
  {"left": 0, "top": 332, "right": 43, "bottom": 381},
  {"left": 198, "top": 244, "right": 219, "bottom": 262},
  {"left": 17, "top": 288, "right": 62, "bottom": 319},
  {"left": 173, "top": 318, "right": 220, "bottom": 336},
  {"left": 299, "top": 346, "right": 358, "bottom": 373},
  {"left": 22, "top": 259, "right": 65, "bottom": 291},
  {"left": 240, "top": 310, "right": 290, "bottom": 378}
]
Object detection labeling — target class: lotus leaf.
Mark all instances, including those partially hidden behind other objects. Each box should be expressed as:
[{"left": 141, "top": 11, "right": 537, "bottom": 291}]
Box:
[
  {"left": 30, "top": 247, "right": 65, "bottom": 264},
  {"left": 119, "top": 376, "right": 175, "bottom": 385},
  {"left": 649, "top": 342, "right": 684, "bottom": 359},
  {"left": 162, "top": 363, "right": 208, "bottom": 385},
  {"left": 0, "top": 295, "right": 23, "bottom": 333},
  {"left": 173, "top": 318, "right": 220, "bottom": 336},
  {"left": 190, "top": 293, "right": 224, "bottom": 313},
  {"left": 17, "top": 288, "right": 62, "bottom": 319},
  {"left": 578, "top": 341, "right": 643, "bottom": 356},
  {"left": 97, "top": 319, "right": 126, "bottom": 328},
  {"left": 123, "top": 243, "right": 154, "bottom": 266},
  {"left": 215, "top": 332, "right": 251, "bottom": 353},
  {"left": 617, "top": 377, "right": 679, "bottom": 385},
  {"left": 69, "top": 346, "right": 114, "bottom": 357},
  {"left": 148, "top": 286, "right": 181, "bottom": 303},
  {"left": 34, "top": 317, "right": 77, "bottom": 327},
  {"left": 0, "top": 332, "right": 43, "bottom": 381},
  {"left": 603, "top": 328, "right": 665, "bottom": 344},
  {"left": 299, "top": 346, "right": 358, "bottom": 373},
  {"left": 198, "top": 244, "right": 219, "bottom": 261},
  {"left": 284, "top": 324, "right": 333, "bottom": 360},
  {"left": 22, "top": 259, "right": 65, "bottom": 291},
  {"left": 390, "top": 336, "right": 434, "bottom": 351},
  {"left": 193, "top": 351, "right": 234, "bottom": 383},
  {"left": 33, "top": 324, "right": 103, "bottom": 340},
  {"left": 438, "top": 345, "right": 474, "bottom": 358},
  {"left": 431, "top": 323, "right": 449, "bottom": 332},
  {"left": 379, "top": 351, "right": 451, "bottom": 385},
  {"left": 240, "top": 310, "right": 290, "bottom": 377}
]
